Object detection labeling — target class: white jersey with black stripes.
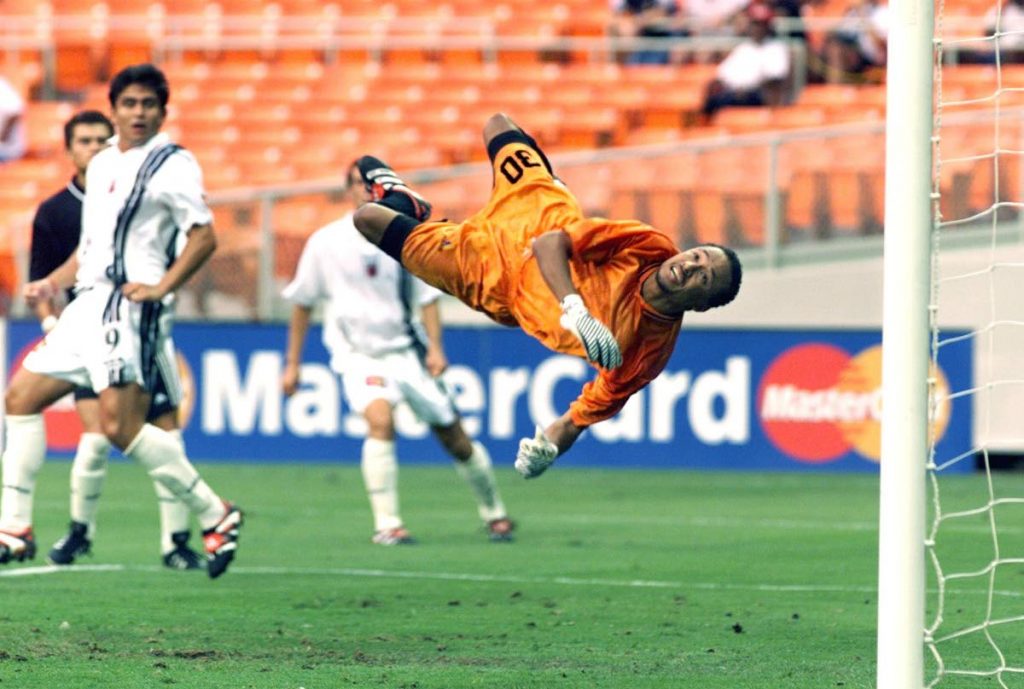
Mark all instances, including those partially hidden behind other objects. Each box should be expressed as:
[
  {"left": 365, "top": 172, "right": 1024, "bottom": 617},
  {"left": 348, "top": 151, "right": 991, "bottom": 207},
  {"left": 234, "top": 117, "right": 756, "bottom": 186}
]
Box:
[{"left": 76, "top": 132, "right": 211, "bottom": 292}]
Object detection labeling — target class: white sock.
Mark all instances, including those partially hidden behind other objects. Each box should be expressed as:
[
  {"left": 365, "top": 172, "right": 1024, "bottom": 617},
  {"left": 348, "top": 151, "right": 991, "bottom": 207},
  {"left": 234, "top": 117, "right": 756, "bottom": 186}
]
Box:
[
  {"left": 361, "top": 438, "right": 402, "bottom": 532},
  {"left": 69, "top": 432, "right": 111, "bottom": 538},
  {"left": 454, "top": 441, "right": 507, "bottom": 523},
  {"left": 0, "top": 414, "right": 47, "bottom": 531},
  {"left": 124, "top": 424, "right": 224, "bottom": 530},
  {"left": 155, "top": 429, "right": 191, "bottom": 554}
]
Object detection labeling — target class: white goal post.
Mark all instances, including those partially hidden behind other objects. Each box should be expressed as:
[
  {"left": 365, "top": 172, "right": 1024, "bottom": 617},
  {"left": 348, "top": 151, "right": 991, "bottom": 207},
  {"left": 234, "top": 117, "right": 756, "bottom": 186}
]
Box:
[{"left": 877, "top": 0, "right": 934, "bottom": 687}]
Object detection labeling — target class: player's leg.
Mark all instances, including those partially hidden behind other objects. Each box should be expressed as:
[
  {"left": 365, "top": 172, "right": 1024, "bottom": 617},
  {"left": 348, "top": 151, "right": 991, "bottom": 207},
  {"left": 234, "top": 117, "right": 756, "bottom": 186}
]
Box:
[
  {"left": 396, "top": 349, "right": 513, "bottom": 542},
  {"left": 355, "top": 155, "right": 433, "bottom": 224},
  {"left": 361, "top": 398, "right": 414, "bottom": 545},
  {"left": 482, "top": 112, "right": 558, "bottom": 180},
  {"left": 0, "top": 369, "right": 76, "bottom": 563},
  {"left": 96, "top": 301, "right": 242, "bottom": 578},
  {"left": 47, "top": 392, "right": 109, "bottom": 565},
  {"left": 2, "top": 290, "right": 102, "bottom": 563},
  {"left": 434, "top": 422, "right": 514, "bottom": 542},
  {"left": 101, "top": 383, "right": 241, "bottom": 578},
  {"left": 149, "top": 315, "right": 203, "bottom": 569},
  {"left": 150, "top": 409, "right": 203, "bottom": 571},
  {"left": 341, "top": 354, "right": 412, "bottom": 545}
]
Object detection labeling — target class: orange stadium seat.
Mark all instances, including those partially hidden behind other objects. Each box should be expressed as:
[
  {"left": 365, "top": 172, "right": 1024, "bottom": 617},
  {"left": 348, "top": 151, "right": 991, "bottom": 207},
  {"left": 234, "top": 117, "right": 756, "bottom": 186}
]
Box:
[
  {"left": 24, "top": 101, "right": 76, "bottom": 157},
  {"left": 713, "top": 107, "right": 774, "bottom": 132}
]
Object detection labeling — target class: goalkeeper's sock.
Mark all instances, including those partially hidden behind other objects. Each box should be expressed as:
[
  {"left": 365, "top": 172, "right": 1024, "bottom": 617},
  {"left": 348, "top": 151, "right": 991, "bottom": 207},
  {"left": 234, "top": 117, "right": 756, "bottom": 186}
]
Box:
[
  {"left": 0, "top": 414, "right": 46, "bottom": 530},
  {"left": 455, "top": 442, "right": 507, "bottom": 523},
  {"left": 361, "top": 438, "right": 403, "bottom": 532},
  {"left": 69, "top": 432, "right": 112, "bottom": 538}
]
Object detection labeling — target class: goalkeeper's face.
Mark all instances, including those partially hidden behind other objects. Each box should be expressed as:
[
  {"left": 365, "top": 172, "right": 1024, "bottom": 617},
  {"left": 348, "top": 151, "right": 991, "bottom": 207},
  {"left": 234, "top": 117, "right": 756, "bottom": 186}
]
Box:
[{"left": 656, "top": 246, "right": 731, "bottom": 312}]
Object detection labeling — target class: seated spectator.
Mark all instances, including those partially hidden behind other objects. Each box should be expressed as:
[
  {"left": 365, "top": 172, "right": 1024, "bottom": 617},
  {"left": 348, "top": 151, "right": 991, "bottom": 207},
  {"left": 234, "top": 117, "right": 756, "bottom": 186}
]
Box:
[
  {"left": 958, "top": 0, "right": 1024, "bottom": 64},
  {"left": 763, "top": 0, "right": 824, "bottom": 44},
  {"left": 702, "top": 3, "right": 792, "bottom": 118},
  {"left": 684, "top": 0, "right": 751, "bottom": 37},
  {"left": 988, "top": 0, "right": 1024, "bottom": 63},
  {"left": 0, "top": 76, "right": 26, "bottom": 163},
  {"left": 820, "top": 0, "right": 889, "bottom": 83},
  {"left": 608, "top": 0, "right": 684, "bottom": 65}
]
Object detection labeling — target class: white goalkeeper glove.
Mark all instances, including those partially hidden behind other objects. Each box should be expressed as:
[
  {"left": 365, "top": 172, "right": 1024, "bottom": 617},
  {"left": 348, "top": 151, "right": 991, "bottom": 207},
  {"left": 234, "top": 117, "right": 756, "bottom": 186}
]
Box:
[
  {"left": 515, "top": 425, "right": 559, "bottom": 479},
  {"left": 559, "top": 294, "right": 622, "bottom": 370}
]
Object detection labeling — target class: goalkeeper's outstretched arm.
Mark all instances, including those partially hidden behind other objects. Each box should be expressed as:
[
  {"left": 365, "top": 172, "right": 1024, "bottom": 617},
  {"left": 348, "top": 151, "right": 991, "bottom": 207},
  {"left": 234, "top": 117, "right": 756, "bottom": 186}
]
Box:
[
  {"left": 545, "top": 411, "right": 586, "bottom": 454},
  {"left": 532, "top": 230, "right": 622, "bottom": 370}
]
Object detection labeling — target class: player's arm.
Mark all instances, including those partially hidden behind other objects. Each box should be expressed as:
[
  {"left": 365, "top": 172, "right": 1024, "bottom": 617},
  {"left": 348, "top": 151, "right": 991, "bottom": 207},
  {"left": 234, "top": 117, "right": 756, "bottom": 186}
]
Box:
[
  {"left": 23, "top": 251, "right": 79, "bottom": 322},
  {"left": 420, "top": 299, "right": 449, "bottom": 378},
  {"left": 123, "top": 222, "right": 216, "bottom": 302},
  {"left": 544, "top": 412, "right": 586, "bottom": 454},
  {"left": 27, "top": 212, "right": 61, "bottom": 329},
  {"left": 282, "top": 304, "right": 312, "bottom": 397},
  {"left": 532, "top": 229, "right": 622, "bottom": 370}
]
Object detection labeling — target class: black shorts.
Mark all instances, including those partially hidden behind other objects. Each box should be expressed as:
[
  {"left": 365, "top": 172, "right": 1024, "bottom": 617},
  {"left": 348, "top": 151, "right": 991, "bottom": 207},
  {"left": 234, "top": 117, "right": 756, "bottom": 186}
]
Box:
[{"left": 71, "top": 380, "right": 176, "bottom": 423}]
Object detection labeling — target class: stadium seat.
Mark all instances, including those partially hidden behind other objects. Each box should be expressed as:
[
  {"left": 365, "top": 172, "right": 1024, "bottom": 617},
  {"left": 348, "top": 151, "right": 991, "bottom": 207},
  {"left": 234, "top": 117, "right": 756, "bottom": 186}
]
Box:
[{"left": 24, "top": 101, "right": 76, "bottom": 157}]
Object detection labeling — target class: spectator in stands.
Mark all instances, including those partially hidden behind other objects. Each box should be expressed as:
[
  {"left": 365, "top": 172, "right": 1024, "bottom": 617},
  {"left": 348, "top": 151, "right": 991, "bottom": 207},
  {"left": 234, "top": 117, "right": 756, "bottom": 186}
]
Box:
[
  {"left": 280, "top": 161, "right": 515, "bottom": 546},
  {"left": 348, "top": 113, "right": 743, "bottom": 479},
  {"left": 0, "top": 76, "right": 26, "bottom": 163},
  {"left": 959, "top": 0, "right": 1024, "bottom": 64},
  {"left": 763, "top": 0, "right": 823, "bottom": 44},
  {"left": 701, "top": 3, "right": 793, "bottom": 118},
  {"left": 31, "top": 110, "right": 205, "bottom": 571},
  {"left": 608, "top": 0, "right": 685, "bottom": 64},
  {"left": 683, "top": 0, "right": 751, "bottom": 37},
  {"left": 820, "top": 0, "right": 889, "bottom": 83}
]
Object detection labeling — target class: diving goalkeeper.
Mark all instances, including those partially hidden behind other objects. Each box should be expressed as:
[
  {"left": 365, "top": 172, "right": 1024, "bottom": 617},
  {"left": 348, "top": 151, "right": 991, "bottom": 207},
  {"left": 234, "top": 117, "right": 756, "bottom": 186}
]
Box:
[{"left": 350, "top": 113, "right": 743, "bottom": 479}]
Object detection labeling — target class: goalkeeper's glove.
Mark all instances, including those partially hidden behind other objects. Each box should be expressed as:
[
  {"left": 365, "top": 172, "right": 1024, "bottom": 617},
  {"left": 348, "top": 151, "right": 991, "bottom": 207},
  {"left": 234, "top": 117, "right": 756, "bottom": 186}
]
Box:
[
  {"left": 515, "top": 425, "right": 559, "bottom": 479},
  {"left": 559, "top": 294, "right": 623, "bottom": 370}
]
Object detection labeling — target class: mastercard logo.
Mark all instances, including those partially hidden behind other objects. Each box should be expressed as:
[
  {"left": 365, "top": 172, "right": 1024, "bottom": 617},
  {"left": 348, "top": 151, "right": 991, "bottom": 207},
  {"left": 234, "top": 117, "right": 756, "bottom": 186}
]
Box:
[
  {"left": 757, "top": 343, "right": 951, "bottom": 463},
  {"left": 10, "top": 337, "right": 196, "bottom": 452}
]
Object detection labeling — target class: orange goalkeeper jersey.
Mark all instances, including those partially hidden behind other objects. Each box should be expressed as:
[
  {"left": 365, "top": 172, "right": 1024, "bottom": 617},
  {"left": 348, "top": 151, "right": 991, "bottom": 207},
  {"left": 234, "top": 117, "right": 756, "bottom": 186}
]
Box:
[{"left": 401, "top": 138, "right": 683, "bottom": 427}]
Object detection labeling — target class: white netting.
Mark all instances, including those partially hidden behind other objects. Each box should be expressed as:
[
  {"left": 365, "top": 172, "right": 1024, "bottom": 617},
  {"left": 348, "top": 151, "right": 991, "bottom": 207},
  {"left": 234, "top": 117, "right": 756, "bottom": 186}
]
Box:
[{"left": 927, "top": 1, "right": 1024, "bottom": 686}]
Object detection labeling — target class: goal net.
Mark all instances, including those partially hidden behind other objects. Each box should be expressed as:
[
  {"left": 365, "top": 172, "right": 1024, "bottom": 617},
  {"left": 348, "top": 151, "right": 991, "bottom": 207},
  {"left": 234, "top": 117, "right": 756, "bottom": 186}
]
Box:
[{"left": 923, "top": 1, "right": 1024, "bottom": 686}]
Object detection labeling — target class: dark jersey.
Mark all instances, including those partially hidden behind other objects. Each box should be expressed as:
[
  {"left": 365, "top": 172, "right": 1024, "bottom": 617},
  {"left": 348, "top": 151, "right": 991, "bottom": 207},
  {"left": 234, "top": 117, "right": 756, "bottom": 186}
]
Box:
[{"left": 29, "top": 177, "right": 84, "bottom": 301}]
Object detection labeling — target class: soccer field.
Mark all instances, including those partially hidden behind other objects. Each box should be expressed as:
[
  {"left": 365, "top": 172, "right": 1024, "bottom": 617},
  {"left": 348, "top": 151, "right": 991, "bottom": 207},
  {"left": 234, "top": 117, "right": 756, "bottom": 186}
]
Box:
[{"left": 0, "top": 461, "right": 1014, "bottom": 689}]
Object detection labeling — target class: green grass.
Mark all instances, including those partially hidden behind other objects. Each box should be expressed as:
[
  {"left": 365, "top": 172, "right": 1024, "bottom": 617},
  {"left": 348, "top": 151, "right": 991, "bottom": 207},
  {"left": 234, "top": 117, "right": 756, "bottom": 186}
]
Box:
[{"left": 1, "top": 461, "right": 1020, "bottom": 688}]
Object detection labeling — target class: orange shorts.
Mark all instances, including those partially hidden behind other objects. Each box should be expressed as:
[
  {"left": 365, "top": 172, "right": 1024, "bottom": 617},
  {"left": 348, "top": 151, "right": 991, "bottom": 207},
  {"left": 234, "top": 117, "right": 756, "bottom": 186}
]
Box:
[{"left": 400, "top": 130, "right": 583, "bottom": 322}]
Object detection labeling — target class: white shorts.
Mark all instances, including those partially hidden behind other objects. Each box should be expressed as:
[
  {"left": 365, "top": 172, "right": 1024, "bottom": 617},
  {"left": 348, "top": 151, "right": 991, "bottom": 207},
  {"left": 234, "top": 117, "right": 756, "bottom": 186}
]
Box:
[
  {"left": 339, "top": 348, "right": 458, "bottom": 427},
  {"left": 23, "top": 287, "right": 182, "bottom": 406}
]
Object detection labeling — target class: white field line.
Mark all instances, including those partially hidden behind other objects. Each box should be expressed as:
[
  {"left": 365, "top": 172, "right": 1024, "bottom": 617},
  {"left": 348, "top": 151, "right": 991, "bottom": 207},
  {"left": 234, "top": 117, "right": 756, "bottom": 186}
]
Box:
[
  {"left": 3, "top": 563, "right": 1022, "bottom": 599},
  {"left": 540, "top": 514, "right": 1019, "bottom": 535}
]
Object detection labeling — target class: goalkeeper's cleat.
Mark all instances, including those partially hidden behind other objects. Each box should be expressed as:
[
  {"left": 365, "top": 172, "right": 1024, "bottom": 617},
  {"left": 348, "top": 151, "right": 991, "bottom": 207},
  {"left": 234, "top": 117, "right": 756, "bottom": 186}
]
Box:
[
  {"left": 0, "top": 526, "right": 36, "bottom": 564},
  {"left": 162, "top": 531, "right": 205, "bottom": 571},
  {"left": 372, "top": 526, "right": 416, "bottom": 546},
  {"left": 487, "top": 517, "right": 516, "bottom": 543},
  {"left": 203, "top": 502, "right": 243, "bottom": 579},
  {"left": 355, "top": 155, "right": 433, "bottom": 222},
  {"left": 47, "top": 521, "right": 91, "bottom": 565}
]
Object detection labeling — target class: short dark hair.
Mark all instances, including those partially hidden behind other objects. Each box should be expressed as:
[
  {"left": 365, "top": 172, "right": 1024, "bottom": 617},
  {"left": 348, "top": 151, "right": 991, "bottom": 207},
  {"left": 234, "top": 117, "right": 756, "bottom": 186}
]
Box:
[
  {"left": 63, "top": 110, "right": 113, "bottom": 149},
  {"left": 108, "top": 63, "right": 170, "bottom": 111},
  {"left": 704, "top": 243, "right": 743, "bottom": 309}
]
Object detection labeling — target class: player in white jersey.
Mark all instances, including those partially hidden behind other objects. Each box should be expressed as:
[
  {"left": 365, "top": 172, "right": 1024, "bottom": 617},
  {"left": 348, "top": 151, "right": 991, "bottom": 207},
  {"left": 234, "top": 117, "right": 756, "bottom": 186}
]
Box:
[
  {"left": 0, "top": 64, "right": 243, "bottom": 579},
  {"left": 29, "top": 110, "right": 203, "bottom": 571},
  {"left": 281, "top": 162, "right": 514, "bottom": 544}
]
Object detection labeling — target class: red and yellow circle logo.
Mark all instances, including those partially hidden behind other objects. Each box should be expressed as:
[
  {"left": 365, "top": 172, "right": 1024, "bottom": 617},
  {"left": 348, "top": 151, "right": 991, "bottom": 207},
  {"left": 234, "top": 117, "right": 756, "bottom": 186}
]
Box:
[{"left": 757, "top": 343, "right": 951, "bottom": 463}]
